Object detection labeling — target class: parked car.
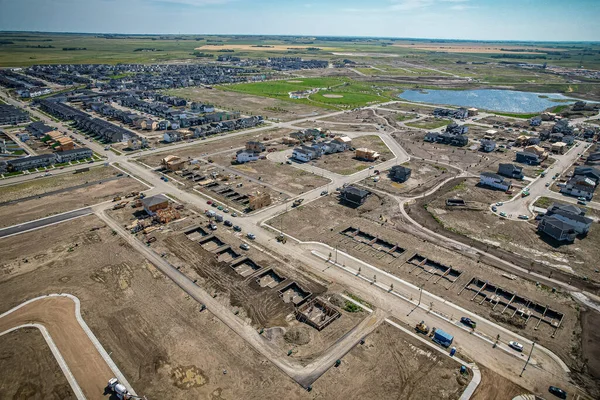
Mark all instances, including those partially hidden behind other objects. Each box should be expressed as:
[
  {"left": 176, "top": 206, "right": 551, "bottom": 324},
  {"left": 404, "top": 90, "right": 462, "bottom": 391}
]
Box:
[
  {"left": 518, "top": 215, "right": 529, "bottom": 220},
  {"left": 240, "top": 243, "right": 250, "bottom": 250},
  {"left": 247, "top": 233, "right": 256, "bottom": 240},
  {"left": 577, "top": 200, "right": 587, "bottom": 205},
  {"left": 460, "top": 317, "right": 477, "bottom": 329},
  {"left": 545, "top": 182, "right": 551, "bottom": 187},
  {"left": 578, "top": 197, "right": 587, "bottom": 202},
  {"left": 209, "top": 224, "right": 217, "bottom": 231},
  {"left": 223, "top": 208, "right": 229, "bottom": 213},
  {"left": 224, "top": 220, "right": 232, "bottom": 227},
  {"left": 496, "top": 202, "right": 504, "bottom": 206},
  {"left": 231, "top": 212, "right": 238, "bottom": 217},
  {"left": 492, "top": 206, "right": 497, "bottom": 212},
  {"left": 509, "top": 341, "right": 524, "bottom": 352},
  {"left": 207, "top": 200, "right": 212, "bottom": 205},
  {"left": 548, "top": 386, "right": 567, "bottom": 399},
  {"left": 321, "top": 190, "right": 328, "bottom": 196},
  {"left": 500, "top": 212, "right": 507, "bottom": 217},
  {"left": 233, "top": 225, "right": 242, "bottom": 232}
]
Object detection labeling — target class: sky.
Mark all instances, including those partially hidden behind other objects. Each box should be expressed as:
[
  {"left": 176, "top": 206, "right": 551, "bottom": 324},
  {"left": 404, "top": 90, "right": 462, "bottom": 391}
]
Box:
[{"left": 1, "top": 0, "right": 599, "bottom": 41}]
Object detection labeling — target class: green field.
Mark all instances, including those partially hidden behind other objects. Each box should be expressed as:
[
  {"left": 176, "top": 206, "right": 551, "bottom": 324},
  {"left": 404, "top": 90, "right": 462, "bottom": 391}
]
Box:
[
  {"left": 406, "top": 118, "right": 452, "bottom": 129},
  {"left": 221, "top": 77, "right": 391, "bottom": 108}
]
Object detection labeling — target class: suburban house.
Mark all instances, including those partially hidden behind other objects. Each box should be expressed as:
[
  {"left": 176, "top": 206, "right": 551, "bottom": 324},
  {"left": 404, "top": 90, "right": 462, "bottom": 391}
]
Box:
[
  {"left": 538, "top": 216, "right": 577, "bottom": 242},
  {"left": 161, "top": 155, "right": 185, "bottom": 171},
  {"left": 292, "top": 146, "right": 319, "bottom": 162},
  {"left": 545, "top": 203, "right": 592, "bottom": 235},
  {"left": 445, "top": 122, "right": 469, "bottom": 135},
  {"left": 498, "top": 163, "right": 524, "bottom": 180},
  {"left": 573, "top": 166, "right": 600, "bottom": 183},
  {"left": 560, "top": 175, "right": 596, "bottom": 201},
  {"left": 246, "top": 141, "right": 266, "bottom": 153},
  {"left": 7, "top": 153, "right": 57, "bottom": 171},
  {"left": 355, "top": 148, "right": 380, "bottom": 161},
  {"left": 55, "top": 147, "right": 93, "bottom": 163},
  {"left": 530, "top": 116, "right": 542, "bottom": 126},
  {"left": 332, "top": 136, "right": 352, "bottom": 150},
  {"left": 586, "top": 152, "right": 600, "bottom": 165},
  {"left": 480, "top": 172, "right": 512, "bottom": 191},
  {"left": 163, "top": 131, "right": 182, "bottom": 143},
  {"left": 389, "top": 165, "right": 411, "bottom": 182},
  {"left": 0, "top": 104, "right": 29, "bottom": 125},
  {"left": 551, "top": 142, "right": 567, "bottom": 154},
  {"left": 480, "top": 139, "right": 496, "bottom": 152},
  {"left": 562, "top": 135, "right": 575, "bottom": 146},
  {"left": 516, "top": 151, "right": 542, "bottom": 165},
  {"left": 26, "top": 121, "right": 54, "bottom": 137},
  {"left": 340, "top": 186, "right": 370, "bottom": 207},
  {"left": 236, "top": 149, "right": 260, "bottom": 163},
  {"left": 424, "top": 132, "right": 439, "bottom": 142},
  {"left": 141, "top": 194, "right": 169, "bottom": 216}
]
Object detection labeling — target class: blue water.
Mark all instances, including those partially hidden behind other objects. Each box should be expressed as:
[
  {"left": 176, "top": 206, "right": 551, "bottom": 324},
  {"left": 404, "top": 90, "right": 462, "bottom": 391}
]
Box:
[{"left": 398, "top": 89, "right": 576, "bottom": 113}]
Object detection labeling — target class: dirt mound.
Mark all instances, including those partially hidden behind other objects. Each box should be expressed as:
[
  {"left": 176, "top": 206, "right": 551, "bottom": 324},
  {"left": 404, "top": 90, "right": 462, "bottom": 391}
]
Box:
[
  {"left": 323, "top": 94, "right": 343, "bottom": 98},
  {"left": 284, "top": 325, "right": 312, "bottom": 345},
  {"left": 286, "top": 80, "right": 303, "bottom": 83},
  {"left": 263, "top": 326, "right": 285, "bottom": 341}
]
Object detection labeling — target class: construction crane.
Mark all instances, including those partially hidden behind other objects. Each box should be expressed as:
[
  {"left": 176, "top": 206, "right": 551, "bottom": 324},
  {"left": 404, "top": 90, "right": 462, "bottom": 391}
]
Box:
[{"left": 107, "top": 378, "right": 147, "bottom": 400}]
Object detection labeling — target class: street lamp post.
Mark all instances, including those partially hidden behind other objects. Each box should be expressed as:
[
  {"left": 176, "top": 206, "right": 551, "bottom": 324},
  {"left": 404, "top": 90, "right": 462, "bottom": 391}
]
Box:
[{"left": 520, "top": 342, "right": 536, "bottom": 377}]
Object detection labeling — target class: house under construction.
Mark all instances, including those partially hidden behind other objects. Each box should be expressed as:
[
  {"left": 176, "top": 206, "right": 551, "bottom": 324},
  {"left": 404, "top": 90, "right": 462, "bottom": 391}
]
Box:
[{"left": 296, "top": 297, "right": 341, "bottom": 331}]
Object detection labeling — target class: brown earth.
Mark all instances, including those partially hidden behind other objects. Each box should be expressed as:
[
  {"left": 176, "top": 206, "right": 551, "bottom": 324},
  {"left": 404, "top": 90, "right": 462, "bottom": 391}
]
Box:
[
  {"left": 311, "top": 135, "right": 393, "bottom": 175},
  {"left": 0, "top": 328, "right": 76, "bottom": 400},
  {"left": 0, "top": 297, "right": 116, "bottom": 399},
  {"left": 471, "top": 365, "right": 529, "bottom": 400},
  {"left": 0, "top": 176, "right": 146, "bottom": 228}
]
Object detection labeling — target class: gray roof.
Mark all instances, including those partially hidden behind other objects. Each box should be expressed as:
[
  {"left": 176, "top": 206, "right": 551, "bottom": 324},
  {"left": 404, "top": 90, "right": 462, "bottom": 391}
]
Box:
[
  {"left": 141, "top": 194, "right": 169, "bottom": 208},
  {"left": 481, "top": 172, "right": 504, "bottom": 180},
  {"left": 547, "top": 202, "right": 585, "bottom": 216}
]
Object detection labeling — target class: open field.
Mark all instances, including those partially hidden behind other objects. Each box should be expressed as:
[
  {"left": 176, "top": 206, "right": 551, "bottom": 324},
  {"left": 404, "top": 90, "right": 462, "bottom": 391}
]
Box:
[
  {"left": 0, "top": 215, "right": 310, "bottom": 399},
  {"left": 0, "top": 165, "right": 120, "bottom": 203},
  {"left": 406, "top": 117, "right": 452, "bottom": 130},
  {"left": 221, "top": 78, "right": 391, "bottom": 108},
  {"left": 471, "top": 365, "right": 529, "bottom": 400},
  {"left": 0, "top": 328, "right": 76, "bottom": 400},
  {"left": 137, "top": 127, "right": 294, "bottom": 167},
  {"left": 425, "top": 178, "right": 600, "bottom": 281},
  {"left": 311, "top": 135, "right": 393, "bottom": 175},
  {"left": 267, "top": 194, "right": 583, "bottom": 381},
  {"left": 165, "top": 87, "right": 328, "bottom": 122},
  {"left": 360, "top": 160, "right": 460, "bottom": 196},
  {"left": 312, "top": 321, "right": 470, "bottom": 399},
  {"left": 392, "top": 44, "right": 552, "bottom": 54},
  {"left": 393, "top": 129, "right": 549, "bottom": 178},
  {"left": 0, "top": 175, "right": 146, "bottom": 228},
  {"left": 196, "top": 44, "right": 338, "bottom": 52}
]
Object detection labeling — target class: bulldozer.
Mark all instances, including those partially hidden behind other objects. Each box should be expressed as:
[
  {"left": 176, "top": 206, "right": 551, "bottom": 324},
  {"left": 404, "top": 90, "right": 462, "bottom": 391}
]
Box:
[
  {"left": 276, "top": 234, "right": 287, "bottom": 244},
  {"left": 415, "top": 321, "right": 429, "bottom": 335}
]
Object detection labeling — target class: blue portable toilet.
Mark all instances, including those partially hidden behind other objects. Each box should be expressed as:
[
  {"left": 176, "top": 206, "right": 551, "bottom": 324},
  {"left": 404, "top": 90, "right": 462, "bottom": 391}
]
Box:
[
  {"left": 460, "top": 365, "right": 467, "bottom": 375},
  {"left": 450, "top": 347, "right": 456, "bottom": 357}
]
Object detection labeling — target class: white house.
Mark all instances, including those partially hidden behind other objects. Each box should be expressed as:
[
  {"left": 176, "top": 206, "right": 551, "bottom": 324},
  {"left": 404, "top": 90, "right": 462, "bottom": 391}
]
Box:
[
  {"left": 236, "top": 150, "right": 259, "bottom": 163},
  {"left": 292, "top": 147, "right": 316, "bottom": 162},
  {"left": 480, "top": 172, "right": 512, "bottom": 191}
]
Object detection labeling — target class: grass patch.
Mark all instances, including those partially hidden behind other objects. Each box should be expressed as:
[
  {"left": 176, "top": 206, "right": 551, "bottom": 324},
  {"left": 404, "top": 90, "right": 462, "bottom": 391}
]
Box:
[
  {"left": 493, "top": 112, "right": 539, "bottom": 119},
  {"left": 406, "top": 118, "right": 452, "bottom": 130},
  {"left": 344, "top": 292, "right": 373, "bottom": 309},
  {"left": 533, "top": 196, "right": 553, "bottom": 208},
  {"left": 450, "top": 181, "right": 467, "bottom": 192},
  {"left": 395, "top": 113, "right": 418, "bottom": 121},
  {"left": 343, "top": 301, "right": 362, "bottom": 313}
]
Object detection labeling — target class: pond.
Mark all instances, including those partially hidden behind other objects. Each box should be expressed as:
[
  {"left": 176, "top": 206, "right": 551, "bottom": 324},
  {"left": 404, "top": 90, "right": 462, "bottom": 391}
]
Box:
[{"left": 397, "top": 89, "right": 576, "bottom": 113}]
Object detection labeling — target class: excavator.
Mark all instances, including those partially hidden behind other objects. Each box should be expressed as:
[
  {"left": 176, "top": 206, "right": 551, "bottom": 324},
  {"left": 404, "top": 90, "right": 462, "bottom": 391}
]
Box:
[
  {"left": 415, "top": 321, "right": 429, "bottom": 335},
  {"left": 107, "top": 378, "right": 147, "bottom": 400}
]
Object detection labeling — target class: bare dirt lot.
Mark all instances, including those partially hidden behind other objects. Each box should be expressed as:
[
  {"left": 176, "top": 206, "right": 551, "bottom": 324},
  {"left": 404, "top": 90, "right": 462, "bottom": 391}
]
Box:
[
  {"left": 312, "top": 321, "right": 469, "bottom": 399},
  {"left": 471, "top": 365, "right": 529, "bottom": 400},
  {"left": 393, "top": 129, "right": 548, "bottom": 178},
  {"left": 227, "top": 158, "right": 330, "bottom": 196},
  {"left": 0, "top": 165, "right": 119, "bottom": 203},
  {"left": 269, "top": 194, "right": 582, "bottom": 382},
  {"left": 383, "top": 101, "right": 440, "bottom": 115},
  {"left": 0, "top": 176, "right": 147, "bottom": 228},
  {"left": 0, "top": 216, "right": 310, "bottom": 399},
  {"left": 0, "top": 328, "right": 76, "bottom": 400},
  {"left": 312, "top": 135, "right": 393, "bottom": 175},
  {"left": 137, "top": 127, "right": 294, "bottom": 167},
  {"left": 320, "top": 108, "right": 384, "bottom": 124},
  {"left": 360, "top": 160, "right": 460, "bottom": 197},
  {"left": 292, "top": 120, "right": 379, "bottom": 133},
  {"left": 427, "top": 178, "right": 600, "bottom": 281},
  {"left": 167, "top": 87, "right": 327, "bottom": 122},
  {"left": 196, "top": 44, "right": 337, "bottom": 52}
]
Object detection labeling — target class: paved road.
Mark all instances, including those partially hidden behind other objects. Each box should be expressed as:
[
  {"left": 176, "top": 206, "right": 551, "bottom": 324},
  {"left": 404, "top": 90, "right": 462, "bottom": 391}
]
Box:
[
  {"left": 0, "top": 207, "right": 92, "bottom": 238},
  {"left": 497, "top": 140, "right": 593, "bottom": 219}
]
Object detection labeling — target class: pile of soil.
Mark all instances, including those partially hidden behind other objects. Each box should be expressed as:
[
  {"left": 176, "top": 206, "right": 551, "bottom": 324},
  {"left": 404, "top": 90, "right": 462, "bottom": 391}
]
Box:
[{"left": 284, "top": 325, "right": 312, "bottom": 345}]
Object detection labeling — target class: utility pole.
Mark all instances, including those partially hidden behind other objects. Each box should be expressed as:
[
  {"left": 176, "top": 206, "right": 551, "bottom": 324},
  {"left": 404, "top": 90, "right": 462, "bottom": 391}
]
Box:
[{"left": 520, "top": 342, "right": 535, "bottom": 377}]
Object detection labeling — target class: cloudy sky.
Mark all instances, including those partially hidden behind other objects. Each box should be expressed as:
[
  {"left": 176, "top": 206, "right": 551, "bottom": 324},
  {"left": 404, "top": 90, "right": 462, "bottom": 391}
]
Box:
[{"left": 1, "top": 0, "right": 599, "bottom": 41}]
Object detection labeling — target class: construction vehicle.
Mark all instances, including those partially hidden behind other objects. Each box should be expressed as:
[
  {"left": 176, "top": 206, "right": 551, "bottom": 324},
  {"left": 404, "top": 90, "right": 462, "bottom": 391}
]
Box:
[
  {"left": 276, "top": 234, "right": 287, "bottom": 244},
  {"left": 415, "top": 321, "right": 429, "bottom": 334},
  {"left": 146, "top": 237, "right": 156, "bottom": 244},
  {"left": 113, "top": 196, "right": 122, "bottom": 202},
  {"left": 107, "top": 378, "right": 146, "bottom": 400},
  {"left": 292, "top": 198, "right": 304, "bottom": 207}
]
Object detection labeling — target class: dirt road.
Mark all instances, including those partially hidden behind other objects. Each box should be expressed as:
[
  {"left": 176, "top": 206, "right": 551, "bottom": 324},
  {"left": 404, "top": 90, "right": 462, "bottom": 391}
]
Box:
[{"left": 0, "top": 296, "right": 120, "bottom": 399}]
